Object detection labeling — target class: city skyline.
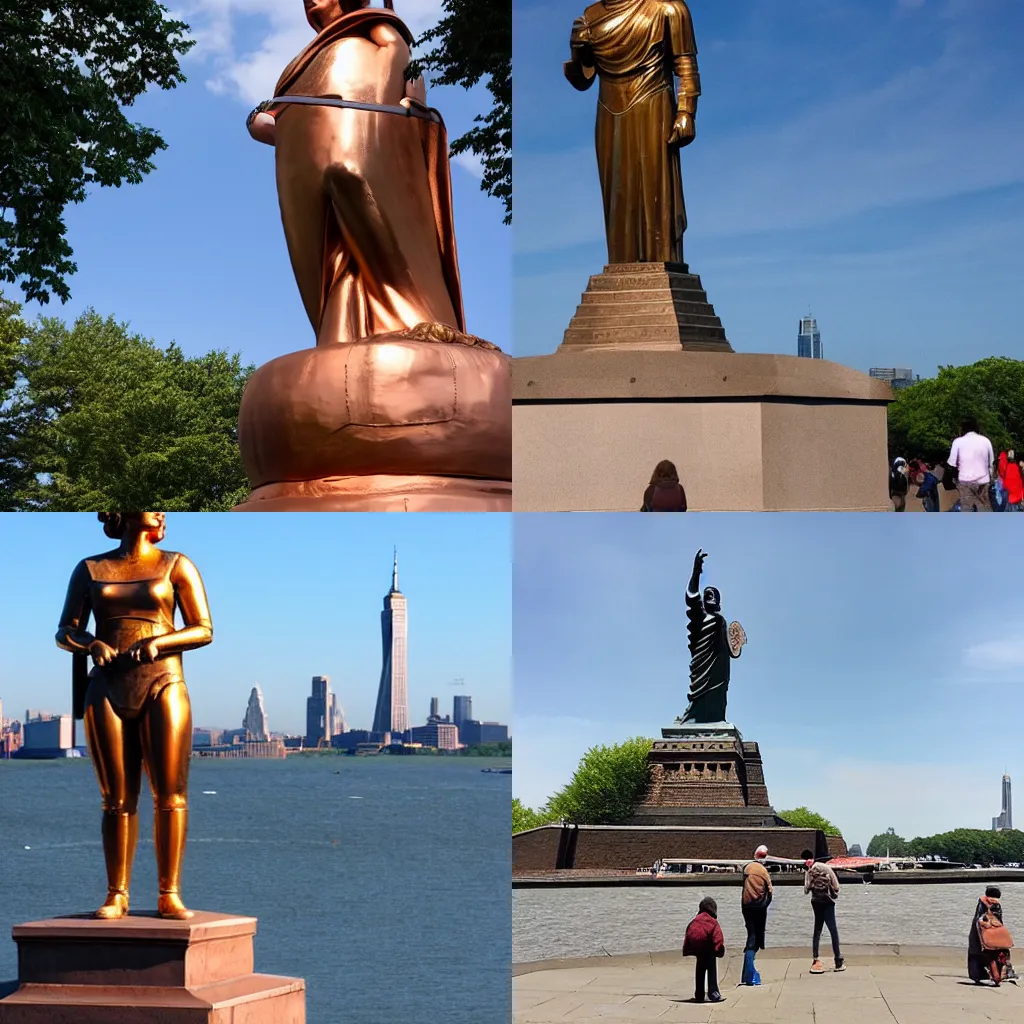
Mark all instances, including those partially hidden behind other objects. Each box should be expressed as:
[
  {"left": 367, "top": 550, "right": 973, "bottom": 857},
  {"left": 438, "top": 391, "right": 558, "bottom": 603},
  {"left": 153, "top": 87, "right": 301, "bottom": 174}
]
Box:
[
  {"left": 513, "top": 0, "right": 1024, "bottom": 374},
  {"left": 0, "top": 514, "right": 511, "bottom": 735},
  {"left": 513, "top": 514, "right": 1024, "bottom": 850}
]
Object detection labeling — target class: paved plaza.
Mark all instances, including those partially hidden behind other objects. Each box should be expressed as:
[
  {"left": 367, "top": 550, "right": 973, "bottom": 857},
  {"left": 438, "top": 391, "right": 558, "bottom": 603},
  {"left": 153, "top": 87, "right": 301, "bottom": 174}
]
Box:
[{"left": 514, "top": 945, "right": 1022, "bottom": 1023}]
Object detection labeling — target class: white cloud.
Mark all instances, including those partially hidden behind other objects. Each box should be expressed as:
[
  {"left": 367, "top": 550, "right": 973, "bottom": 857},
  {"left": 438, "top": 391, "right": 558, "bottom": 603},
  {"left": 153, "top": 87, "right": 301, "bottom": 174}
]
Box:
[
  {"left": 453, "top": 150, "right": 485, "bottom": 179},
  {"left": 964, "top": 638, "right": 1024, "bottom": 669},
  {"left": 176, "top": 0, "right": 445, "bottom": 106}
]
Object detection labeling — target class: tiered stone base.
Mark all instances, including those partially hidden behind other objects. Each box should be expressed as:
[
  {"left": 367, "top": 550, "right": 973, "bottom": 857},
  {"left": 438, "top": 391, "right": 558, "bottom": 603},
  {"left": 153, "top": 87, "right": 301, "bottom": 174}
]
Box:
[
  {"left": 0, "top": 913, "right": 305, "bottom": 1023},
  {"left": 632, "top": 725, "right": 783, "bottom": 828},
  {"left": 561, "top": 263, "right": 733, "bottom": 352}
]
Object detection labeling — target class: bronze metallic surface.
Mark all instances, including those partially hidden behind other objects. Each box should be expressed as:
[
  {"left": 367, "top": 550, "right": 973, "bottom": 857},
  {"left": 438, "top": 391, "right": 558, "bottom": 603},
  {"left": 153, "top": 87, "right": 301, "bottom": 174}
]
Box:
[
  {"left": 565, "top": 0, "right": 701, "bottom": 263},
  {"left": 55, "top": 513, "right": 212, "bottom": 921},
  {"left": 237, "top": 1, "right": 511, "bottom": 509}
]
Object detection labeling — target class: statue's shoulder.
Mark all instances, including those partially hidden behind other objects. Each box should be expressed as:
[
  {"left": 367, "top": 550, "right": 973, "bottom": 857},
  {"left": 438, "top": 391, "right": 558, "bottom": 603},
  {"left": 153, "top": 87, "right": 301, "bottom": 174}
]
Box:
[
  {"left": 659, "top": 0, "right": 694, "bottom": 21},
  {"left": 582, "top": 2, "right": 604, "bottom": 23}
]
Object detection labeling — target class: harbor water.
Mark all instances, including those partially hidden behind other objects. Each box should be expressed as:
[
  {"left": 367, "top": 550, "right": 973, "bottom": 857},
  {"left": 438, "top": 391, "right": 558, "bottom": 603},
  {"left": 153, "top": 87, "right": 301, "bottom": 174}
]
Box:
[{"left": 0, "top": 756, "right": 511, "bottom": 1023}]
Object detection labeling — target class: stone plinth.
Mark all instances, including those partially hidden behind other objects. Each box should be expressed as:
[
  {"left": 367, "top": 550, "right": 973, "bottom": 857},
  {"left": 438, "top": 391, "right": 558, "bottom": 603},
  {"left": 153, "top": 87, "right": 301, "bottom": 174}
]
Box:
[
  {"left": 512, "top": 348, "right": 893, "bottom": 511},
  {"left": 0, "top": 912, "right": 305, "bottom": 1024},
  {"left": 561, "top": 263, "right": 733, "bottom": 352}
]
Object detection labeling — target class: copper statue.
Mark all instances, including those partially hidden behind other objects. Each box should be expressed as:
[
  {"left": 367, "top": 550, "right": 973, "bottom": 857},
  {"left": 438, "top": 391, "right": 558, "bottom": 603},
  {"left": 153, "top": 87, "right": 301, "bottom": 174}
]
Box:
[
  {"left": 565, "top": 0, "right": 701, "bottom": 264},
  {"left": 234, "top": 0, "right": 511, "bottom": 511},
  {"left": 55, "top": 513, "right": 213, "bottom": 920},
  {"left": 681, "top": 550, "right": 746, "bottom": 724}
]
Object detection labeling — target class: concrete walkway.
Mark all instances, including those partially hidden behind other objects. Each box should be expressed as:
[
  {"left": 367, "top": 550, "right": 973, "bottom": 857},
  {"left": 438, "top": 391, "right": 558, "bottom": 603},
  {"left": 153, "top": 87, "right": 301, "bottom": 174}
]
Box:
[{"left": 514, "top": 946, "right": 1022, "bottom": 1023}]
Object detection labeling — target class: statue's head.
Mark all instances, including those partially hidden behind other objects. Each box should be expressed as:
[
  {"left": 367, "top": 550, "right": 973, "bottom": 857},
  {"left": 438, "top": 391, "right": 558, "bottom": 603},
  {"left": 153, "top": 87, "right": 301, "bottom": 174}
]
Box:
[
  {"left": 98, "top": 512, "right": 166, "bottom": 544},
  {"left": 303, "top": 0, "right": 373, "bottom": 31},
  {"left": 703, "top": 586, "right": 721, "bottom": 613}
]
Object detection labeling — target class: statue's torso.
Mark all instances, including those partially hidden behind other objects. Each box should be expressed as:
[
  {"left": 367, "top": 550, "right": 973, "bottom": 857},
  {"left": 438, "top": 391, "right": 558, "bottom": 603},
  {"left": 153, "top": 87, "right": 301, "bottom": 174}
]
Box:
[
  {"left": 286, "top": 31, "right": 410, "bottom": 107},
  {"left": 583, "top": 0, "right": 674, "bottom": 113}
]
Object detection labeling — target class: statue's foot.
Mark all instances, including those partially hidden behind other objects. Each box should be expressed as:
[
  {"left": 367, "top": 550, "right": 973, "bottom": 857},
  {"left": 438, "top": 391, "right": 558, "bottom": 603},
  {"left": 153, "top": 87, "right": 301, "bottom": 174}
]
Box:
[
  {"left": 157, "top": 891, "right": 193, "bottom": 920},
  {"left": 94, "top": 890, "right": 129, "bottom": 920}
]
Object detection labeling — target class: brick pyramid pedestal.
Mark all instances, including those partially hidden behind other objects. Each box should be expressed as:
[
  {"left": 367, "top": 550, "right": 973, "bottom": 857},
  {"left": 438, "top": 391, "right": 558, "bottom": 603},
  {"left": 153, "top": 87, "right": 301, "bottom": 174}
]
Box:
[{"left": 0, "top": 912, "right": 305, "bottom": 1024}]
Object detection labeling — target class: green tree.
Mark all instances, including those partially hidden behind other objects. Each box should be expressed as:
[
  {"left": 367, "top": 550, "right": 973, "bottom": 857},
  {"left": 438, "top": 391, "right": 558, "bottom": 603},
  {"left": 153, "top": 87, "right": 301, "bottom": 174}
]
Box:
[
  {"left": 866, "top": 827, "right": 910, "bottom": 858},
  {"left": 544, "top": 737, "right": 654, "bottom": 825},
  {"left": 888, "top": 358, "right": 1024, "bottom": 462},
  {"left": 777, "top": 807, "right": 842, "bottom": 837},
  {"left": 0, "top": 2, "right": 195, "bottom": 304},
  {"left": 513, "top": 798, "right": 558, "bottom": 834},
  {"left": 408, "top": 0, "right": 511, "bottom": 223},
  {"left": 0, "top": 301, "right": 253, "bottom": 510}
]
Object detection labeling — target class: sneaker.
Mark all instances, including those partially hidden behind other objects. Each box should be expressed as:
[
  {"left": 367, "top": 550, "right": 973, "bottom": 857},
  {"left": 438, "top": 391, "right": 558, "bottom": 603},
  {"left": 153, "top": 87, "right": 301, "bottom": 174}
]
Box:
[
  {"left": 709, "top": 992, "right": 725, "bottom": 1003},
  {"left": 834, "top": 958, "right": 846, "bottom": 972},
  {"left": 810, "top": 960, "right": 826, "bottom": 974}
]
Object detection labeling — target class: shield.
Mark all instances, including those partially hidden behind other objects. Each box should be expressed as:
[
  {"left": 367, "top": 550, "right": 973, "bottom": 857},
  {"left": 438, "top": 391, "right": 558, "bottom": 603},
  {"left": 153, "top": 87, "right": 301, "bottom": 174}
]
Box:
[{"left": 728, "top": 621, "right": 747, "bottom": 657}]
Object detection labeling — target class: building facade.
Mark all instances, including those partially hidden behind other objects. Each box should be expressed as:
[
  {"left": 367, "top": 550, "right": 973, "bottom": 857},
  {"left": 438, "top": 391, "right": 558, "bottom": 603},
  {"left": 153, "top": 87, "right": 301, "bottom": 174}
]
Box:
[
  {"left": 459, "top": 720, "right": 510, "bottom": 746},
  {"left": 306, "top": 675, "right": 333, "bottom": 747},
  {"left": 410, "top": 722, "right": 460, "bottom": 751},
  {"left": 372, "top": 552, "right": 409, "bottom": 736},
  {"left": 868, "top": 367, "right": 918, "bottom": 391},
  {"left": 453, "top": 695, "right": 473, "bottom": 728},
  {"left": 993, "top": 773, "right": 1013, "bottom": 831},
  {"left": 243, "top": 685, "right": 270, "bottom": 741},
  {"left": 797, "top": 316, "right": 822, "bottom": 359}
]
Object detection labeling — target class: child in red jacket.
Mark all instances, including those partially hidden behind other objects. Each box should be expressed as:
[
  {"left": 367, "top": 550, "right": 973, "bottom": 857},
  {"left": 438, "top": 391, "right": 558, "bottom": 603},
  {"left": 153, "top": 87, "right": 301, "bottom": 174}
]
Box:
[{"left": 683, "top": 897, "right": 726, "bottom": 1003}]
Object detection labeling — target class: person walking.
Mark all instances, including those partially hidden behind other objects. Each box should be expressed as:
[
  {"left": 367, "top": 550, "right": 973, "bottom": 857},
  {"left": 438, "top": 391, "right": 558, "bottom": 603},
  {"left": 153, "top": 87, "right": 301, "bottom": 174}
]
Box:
[
  {"left": 641, "top": 460, "right": 688, "bottom": 512},
  {"left": 889, "top": 457, "right": 909, "bottom": 512},
  {"left": 999, "top": 451, "right": 1024, "bottom": 512},
  {"left": 948, "top": 418, "right": 995, "bottom": 512},
  {"left": 682, "top": 897, "right": 726, "bottom": 1003},
  {"left": 802, "top": 850, "right": 845, "bottom": 974},
  {"left": 915, "top": 463, "right": 941, "bottom": 512},
  {"left": 740, "top": 845, "right": 773, "bottom": 986}
]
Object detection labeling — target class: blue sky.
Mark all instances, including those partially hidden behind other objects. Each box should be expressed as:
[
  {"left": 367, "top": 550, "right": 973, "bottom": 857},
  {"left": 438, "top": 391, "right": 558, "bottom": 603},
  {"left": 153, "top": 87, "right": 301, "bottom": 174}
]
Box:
[
  {"left": 0, "top": 513, "right": 511, "bottom": 736},
  {"left": 10, "top": 1, "right": 509, "bottom": 361},
  {"left": 513, "top": 0, "right": 1024, "bottom": 374},
  {"left": 513, "top": 514, "right": 1024, "bottom": 850}
]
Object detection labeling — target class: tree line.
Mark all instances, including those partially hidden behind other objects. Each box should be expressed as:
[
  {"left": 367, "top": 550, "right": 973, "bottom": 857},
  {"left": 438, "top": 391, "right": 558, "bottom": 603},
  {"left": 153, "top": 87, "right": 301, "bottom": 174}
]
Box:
[{"left": 866, "top": 826, "right": 1024, "bottom": 865}]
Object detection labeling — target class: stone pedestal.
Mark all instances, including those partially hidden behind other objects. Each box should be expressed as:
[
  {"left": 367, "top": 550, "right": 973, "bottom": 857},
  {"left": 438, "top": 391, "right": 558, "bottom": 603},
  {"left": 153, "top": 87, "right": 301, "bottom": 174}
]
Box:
[
  {"left": 512, "top": 348, "right": 893, "bottom": 511},
  {"left": 561, "top": 263, "right": 733, "bottom": 352},
  {"left": 234, "top": 331, "right": 512, "bottom": 512},
  {"left": 632, "top": 724, "right": 783, "bottom": 828},
  {"left": 0, "top": 912, "right": 305, "bottom": 1024}
]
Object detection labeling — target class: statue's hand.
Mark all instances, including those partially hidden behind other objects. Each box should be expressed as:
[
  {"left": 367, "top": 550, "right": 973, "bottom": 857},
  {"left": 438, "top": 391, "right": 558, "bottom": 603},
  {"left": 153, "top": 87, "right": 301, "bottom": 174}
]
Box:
[
  {"left": 668, "top": 111, "right": 696, "bottom": 148},
  {"left": 247, "top": 106, "right": 276, "bottom": 146},
  {"left": 694, "top": 548, "right": 708, "bottom": 569},
  {"left": 126, "top": 639, "right": 160, "bottom": 664},
  {"left": 88, "top": 640, "right": 118, "bottom": 667}
]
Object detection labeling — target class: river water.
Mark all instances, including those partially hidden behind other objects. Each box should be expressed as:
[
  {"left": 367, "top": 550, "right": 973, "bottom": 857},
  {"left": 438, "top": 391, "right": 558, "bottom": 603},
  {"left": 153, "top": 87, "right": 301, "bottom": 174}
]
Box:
[
  {"left": 0, "top": 756, "right": 511, "bottom": 1023},
  {"left": 513, "top": 882, "right": 1024, "bottom": 963}
]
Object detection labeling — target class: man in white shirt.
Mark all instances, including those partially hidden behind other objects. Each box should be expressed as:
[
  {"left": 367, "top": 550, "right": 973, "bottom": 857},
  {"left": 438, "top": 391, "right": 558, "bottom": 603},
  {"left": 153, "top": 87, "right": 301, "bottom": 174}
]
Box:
[{"left": 948, "top": 417, "right": 995, "bottom": 512}]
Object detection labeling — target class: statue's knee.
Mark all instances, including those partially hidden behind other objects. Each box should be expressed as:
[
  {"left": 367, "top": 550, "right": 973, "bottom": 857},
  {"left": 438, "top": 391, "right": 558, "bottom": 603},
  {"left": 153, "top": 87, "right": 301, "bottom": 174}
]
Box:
[
  {"left": 156, "top": 793, "right": 188, "bottom": 812},
  {"left": 102, "top": 800, "right": 136, "bottom": 815}
]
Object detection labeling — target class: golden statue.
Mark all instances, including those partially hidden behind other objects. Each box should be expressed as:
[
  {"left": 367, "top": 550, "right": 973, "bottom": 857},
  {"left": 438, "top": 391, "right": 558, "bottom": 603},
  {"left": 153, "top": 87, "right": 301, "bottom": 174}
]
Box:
[
  {"left": 247, "top": 0, "right": 464, "bottom": 346},
  {"left": 55, "top": 513, "right": 213, "bottom": 921},
  {"left": 565, "top": 0, "right": 701, "bottom": 264},
  {"left": 232, "top": 0, "right": 512, "bottom": 512}
]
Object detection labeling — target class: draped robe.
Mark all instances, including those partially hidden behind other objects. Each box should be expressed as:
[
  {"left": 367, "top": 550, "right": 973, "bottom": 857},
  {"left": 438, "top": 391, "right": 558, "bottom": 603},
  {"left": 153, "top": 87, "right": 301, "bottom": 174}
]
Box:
[
  {"left": 567, "top": 0, "right": 697, "bottom": 264},
  {"left": 682, "top": 586, "right": 731, "bottom": 723},
  {"left": 268, "top": 8, "right": 465, "bottom": 345}
]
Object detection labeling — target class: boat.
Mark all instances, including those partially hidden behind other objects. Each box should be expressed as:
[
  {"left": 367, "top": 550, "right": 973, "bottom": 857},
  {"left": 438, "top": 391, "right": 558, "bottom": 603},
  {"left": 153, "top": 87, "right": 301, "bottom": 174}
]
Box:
[{"left": 481, "top": 768, "right": 512, "bottom": 774}]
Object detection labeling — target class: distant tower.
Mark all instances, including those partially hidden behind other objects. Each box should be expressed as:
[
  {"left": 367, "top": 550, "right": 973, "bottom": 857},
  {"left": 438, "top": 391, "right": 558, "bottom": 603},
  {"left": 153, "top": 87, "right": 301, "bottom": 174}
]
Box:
[
  {"left": 373, "top": 550, "right": 409, "bottom": 736},
  {"left": 797, "top": 315, "right": 822, "bottom": 360},
  {"left": 453, "top": 694, "right": 473, "bottom": 728},
  {"left": 330, "top": 694, "right": 346, "bottom": 736},
  {"left": 306, "top": 676, "right": 332, "bottom": 747},
  {"left": 993, "top": 773, "right": 1012, "bottom": 831},
  {"left": 429, "top": 697, "right": 439, "bottom": 721},
  {"left": 242, "top": 685, "right": 269, "bottom": 741}
]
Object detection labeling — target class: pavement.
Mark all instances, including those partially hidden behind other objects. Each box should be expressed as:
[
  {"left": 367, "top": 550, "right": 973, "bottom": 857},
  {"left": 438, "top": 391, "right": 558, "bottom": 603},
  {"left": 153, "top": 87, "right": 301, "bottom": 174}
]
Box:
[{"left": 513, "top": 945, "right": 1022, "bottom": 1023}]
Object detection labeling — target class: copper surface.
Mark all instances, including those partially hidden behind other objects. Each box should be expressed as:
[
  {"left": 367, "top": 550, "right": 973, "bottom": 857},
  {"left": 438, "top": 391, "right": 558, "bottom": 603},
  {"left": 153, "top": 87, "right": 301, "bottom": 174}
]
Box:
[
  {"left": 236, "top": 332, "right": 512, "bottom": 489},
  {"left": 55, "top": 513, "right": 212, "bottom": 921},
  {"left": 565, "top": 0, "right": 701, "bottom": 263}
]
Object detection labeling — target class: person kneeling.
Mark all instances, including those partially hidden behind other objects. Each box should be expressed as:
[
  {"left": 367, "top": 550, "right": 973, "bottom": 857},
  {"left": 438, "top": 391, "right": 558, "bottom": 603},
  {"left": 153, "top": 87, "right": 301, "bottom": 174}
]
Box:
[{"left": 683, "top": 897, "right": 726, "bottom": 1003}]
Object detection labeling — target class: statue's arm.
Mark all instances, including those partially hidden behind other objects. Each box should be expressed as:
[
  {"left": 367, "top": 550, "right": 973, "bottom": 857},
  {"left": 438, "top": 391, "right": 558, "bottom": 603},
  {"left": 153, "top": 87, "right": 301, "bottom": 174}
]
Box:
[
  {"left": 157, "top": 555, "right": 214, "bottom": 657},
  {"left": 564, "top": 16, "right": 596, "bottom": 92},
  {"left": 666, "top": 1, "right": 700, "bottom": 146},
  {"left": 687, "top": 549, "right": 704, "bottom": 598},
  {"left": 247, "top": 102, "right": 277, "bottom": 147},
  {"left": 55, "top": 561, "right": 96, "bottom": 654}
]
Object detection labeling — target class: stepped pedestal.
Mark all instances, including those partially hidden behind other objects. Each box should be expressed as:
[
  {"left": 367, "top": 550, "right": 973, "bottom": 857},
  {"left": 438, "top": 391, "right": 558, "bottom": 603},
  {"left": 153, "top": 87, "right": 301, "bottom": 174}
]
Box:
[
  {"left": 0, "top": 912, "right": 305, "bottom": 1023},
  {"left": 562, "top": 262, "right": 733, "bottom": 352}
]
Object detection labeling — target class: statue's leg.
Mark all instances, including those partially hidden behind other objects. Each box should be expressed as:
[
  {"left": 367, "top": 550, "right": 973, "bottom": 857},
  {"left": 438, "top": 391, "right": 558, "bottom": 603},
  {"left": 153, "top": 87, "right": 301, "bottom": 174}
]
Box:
[
  {"left": 140, "top": 680, "right": 193, "bottom": 920},
  {"left": 83, "top": 686, "right": 143, "bottom": 919}
]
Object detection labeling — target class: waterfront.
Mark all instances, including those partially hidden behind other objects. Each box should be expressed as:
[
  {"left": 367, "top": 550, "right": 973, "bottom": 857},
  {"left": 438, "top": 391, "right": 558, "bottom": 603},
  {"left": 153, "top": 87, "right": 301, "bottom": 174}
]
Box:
[
  {"left": 1, "top": 756, "right": 511, "bottom": 1023},
  {"left": 513, "top": 882, "right": 1024, "bottom": 963}
]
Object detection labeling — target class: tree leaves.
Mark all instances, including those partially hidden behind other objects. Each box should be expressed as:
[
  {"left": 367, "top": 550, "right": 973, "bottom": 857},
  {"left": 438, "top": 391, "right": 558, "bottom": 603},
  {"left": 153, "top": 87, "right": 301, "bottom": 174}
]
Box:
[
  {"left": 408, "top": 0, "right": 511, "bottom": 224},
  {"left": 0, "top": 297, "right": 253, "bottom": 510},
  {"left": 0, "top": 2, "right": 194, "bottom": 303},
  {"left": 778, "top": 806, "right": 842, "bottom": 837}
]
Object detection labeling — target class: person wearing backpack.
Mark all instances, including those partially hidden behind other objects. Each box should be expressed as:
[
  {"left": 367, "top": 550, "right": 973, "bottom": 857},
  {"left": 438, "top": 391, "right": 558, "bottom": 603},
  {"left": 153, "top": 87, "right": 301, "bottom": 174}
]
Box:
[
  {"left": 969, "top": 886, "right": 1015, "bottom": 985},
  {"left": 802, "top": 850, "right": 845, "bottom": 974},
  {"left": 740, "top": 845, "right": 773, "bottom": 985}
]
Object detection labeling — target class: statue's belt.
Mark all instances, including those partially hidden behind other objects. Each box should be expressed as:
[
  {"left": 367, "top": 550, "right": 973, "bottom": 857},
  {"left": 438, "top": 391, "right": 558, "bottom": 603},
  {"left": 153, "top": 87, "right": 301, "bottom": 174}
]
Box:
[{"left": 261, "top": 96, "right": 441, "bottom": 124}]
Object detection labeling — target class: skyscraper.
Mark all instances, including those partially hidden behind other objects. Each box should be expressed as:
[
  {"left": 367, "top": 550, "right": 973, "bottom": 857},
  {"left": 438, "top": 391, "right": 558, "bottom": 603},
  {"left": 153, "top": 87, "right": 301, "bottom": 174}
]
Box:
[
  {"left": 306, "top": 675, "right": 332, "bottom": 747},
  {"left": 330, "top": 694, "right": 346, "bottom": 736},
  {"left": 453, "top": 695, "right": 473, "bottom": 728},
  {"left": 797, "top": 315, "right": 822, "bottom": 359},
  {"left": 373, "top": 551, "right": 409, "bottom": 737},
  {"left": 243, "top": 685, "right": 269, "bottom": 741},
  {"left": 992, "top": 773, "right": 1012, "bottom": 830}
]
